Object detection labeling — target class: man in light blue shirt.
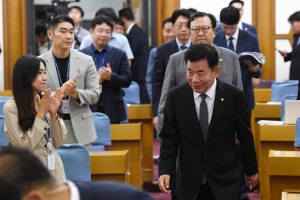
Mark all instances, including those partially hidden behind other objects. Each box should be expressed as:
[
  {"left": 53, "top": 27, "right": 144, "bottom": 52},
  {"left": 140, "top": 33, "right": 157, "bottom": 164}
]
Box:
[{"left": 79, "top": 8, "right": 134, "bottom": 65}]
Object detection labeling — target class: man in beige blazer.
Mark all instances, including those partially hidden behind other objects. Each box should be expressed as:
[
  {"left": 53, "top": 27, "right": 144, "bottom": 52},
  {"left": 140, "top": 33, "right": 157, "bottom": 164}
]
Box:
[{"left": 39, "top": 15, "right": 100, "bottom": 150}]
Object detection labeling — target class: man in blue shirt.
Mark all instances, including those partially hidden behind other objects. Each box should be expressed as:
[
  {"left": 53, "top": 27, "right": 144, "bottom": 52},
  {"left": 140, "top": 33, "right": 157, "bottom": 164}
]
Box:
[
  {"left": 80, "top": 8, "right": 133, "bottom": 66},
  {"left": 80, "top": 16, "right": 132, "bottom": 124}
]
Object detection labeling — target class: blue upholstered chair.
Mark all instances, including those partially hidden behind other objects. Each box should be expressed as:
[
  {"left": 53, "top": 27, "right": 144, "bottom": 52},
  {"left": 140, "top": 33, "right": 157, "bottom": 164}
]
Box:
[
  {"left": 271, "top": 80, "right": 298, "bottom": 102},
  {"left": 280, "top": 94, "right": 298, "bottom": 121},
  {"left": 0, "top": 97, "right": 11, "bottom": 116},
  {"left": 294, "top": 117, "right": 300, "bottom": 148},
  {"left": 92, "top": 112, "right": 111, "bottom": 151},
  {"left": 0, "top": 115, "right": 9, "bottom": 149},
  {"left": 122, "top": 81, "right": 140, "bottom": 104},
  {"left": 56, "top": 144, "right": 91, "bottom": 182}
]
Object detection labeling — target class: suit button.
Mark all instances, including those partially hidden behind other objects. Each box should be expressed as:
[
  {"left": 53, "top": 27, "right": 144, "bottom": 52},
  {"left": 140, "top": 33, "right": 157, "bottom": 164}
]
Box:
[{"left": 44, "top": 127, "right": 47, "bottom": 131}]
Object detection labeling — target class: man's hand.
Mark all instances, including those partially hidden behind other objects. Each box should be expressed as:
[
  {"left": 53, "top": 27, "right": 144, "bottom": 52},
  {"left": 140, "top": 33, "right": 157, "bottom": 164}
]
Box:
[
  {"left": 158, "top": 175, "right": 171, "bottom": 194},
  {"left": 245, "top": 174, "right": 257, "bottom": 190},
  {"left": 153, "top": 116, "right": 158, "bottom": 130},
  {"left": 98, "top": 63, "right": 112, "bottom": 82},
  {"left": 252, "top": 77, "right": 260, "bottom": 87},
  {"left": 279, "top": 50, "right": 287, "bottom": 58},
  {"left": 245, "top": 60, "right": 259, "bottom": 73}
]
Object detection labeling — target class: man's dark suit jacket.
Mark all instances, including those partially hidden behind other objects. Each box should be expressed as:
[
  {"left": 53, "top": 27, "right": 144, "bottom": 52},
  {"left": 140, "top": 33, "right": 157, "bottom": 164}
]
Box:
[
  {"left": 80, "top": 44, "right": 132, "bottom": 123},
  {"left": 126, "top": 24, "right": 149, "bottom": 104},
  {"left": 216, "top": 22, "right": 257, "bottom": 36},
  {"left": 158, "top": 80, "right": 258, "bottom": 200},
  {"left": 285, "top": 34, "right": 300, "bottom": 80},
  {"left": 152, "top": 39, "right": 178, "bottom": 116},
  {"left": 214, "top": 29, "right": 262, "bottom": 111},
  {"left": 75, "top": 181, "right": 154, "bottom": 200}
]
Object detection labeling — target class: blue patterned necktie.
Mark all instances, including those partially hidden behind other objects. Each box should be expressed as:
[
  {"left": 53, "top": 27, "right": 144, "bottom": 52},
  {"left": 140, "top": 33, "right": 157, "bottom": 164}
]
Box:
[
  {"left": 199, "top": 94, "right": 208, "bottom": 141},
  {"left": 228, "top": 37, "right": 234, "bottom": 52},
  {"left": 180, "top": 45, "right": 187, "bottom": 51}
]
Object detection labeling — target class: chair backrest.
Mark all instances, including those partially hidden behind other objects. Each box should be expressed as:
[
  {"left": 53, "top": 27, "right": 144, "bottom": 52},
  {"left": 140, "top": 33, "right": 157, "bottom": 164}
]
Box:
[
  {"left": 280, "top": 94, "right": 298, "bottom": 121},
  {"left": 56, "top": 144, "right": 91, "bottom": 182},
  {"left": 271, "top": 80, "right": 298, "bottom": 102},
  {"left": 92, "top": 112, "right": 111, "bottom": 146},
  {"left": 0, "top": 97, "right": 11, "bottom": 116},
  {"left": 0, "top": 115, "right": 9, "bottom": 148},
  {"left": 122, "top": 81, "right": 140, "bottom": 104},
  {"left": 294, "top": 117, "right": 300, "bottom": 148},
  {"left": 120, "top": 98, "right": 129, "bottom": 124}
]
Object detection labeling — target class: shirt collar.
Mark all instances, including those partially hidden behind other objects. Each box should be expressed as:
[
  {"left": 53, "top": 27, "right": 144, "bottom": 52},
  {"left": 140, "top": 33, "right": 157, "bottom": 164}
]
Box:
[
  {"left": 193, "top": 78, "right": 217, "bottom": 100},
  {"left": 65, "top": 180, "right": 80, "bottom": 200},
  {"left": 92, "top": 44, "right": 107, "bottom": 53},
  {"left": 111, "top": 32, "right": 116, "bottom": 39},
  {"left": 175, "top": 37, "right": 192, "bottom": 49},
  {"left": 225, "top": 27, "right": 239, "bottom": 41},
  {"left": 126, "top": 22, "right": 135, "bottom": 34},
  {"left": 238, "top": 21, "right": 243, "bottom": 29}
]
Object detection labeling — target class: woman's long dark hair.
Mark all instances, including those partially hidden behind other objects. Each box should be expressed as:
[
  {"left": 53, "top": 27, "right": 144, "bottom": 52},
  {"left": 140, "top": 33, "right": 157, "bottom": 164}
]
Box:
[{"left": 12, "top": 55, "right": 46, "bottom": 132}]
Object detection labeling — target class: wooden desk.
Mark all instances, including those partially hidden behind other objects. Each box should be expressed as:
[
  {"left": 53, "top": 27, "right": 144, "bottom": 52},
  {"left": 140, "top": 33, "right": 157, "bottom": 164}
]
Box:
[
  {"left": 269, "top": 150, "right": 300, "bottom": 200},
  {"left": 282, "top": 191, "right": 300, "bottom": 200},
  {"left": 259, "top": 125, "right": 295, "bottom": 200},
  {"left": 128, "top": 104, "right": 153, "bottom": 182},
  {"left": 90, "top": 150, "right": 129, "bottom": 183},
  {"left": 110, "top": 123, "right": 142, "bottom": 188},
  {"left": 254, "top": 88, "right": 271, "bottom": 103},
  {"left": 0, "top": 90, "right": 12, "bottom": 96},
  {"left": 251, "top": 103, "right": 281, "bottom": 163}
]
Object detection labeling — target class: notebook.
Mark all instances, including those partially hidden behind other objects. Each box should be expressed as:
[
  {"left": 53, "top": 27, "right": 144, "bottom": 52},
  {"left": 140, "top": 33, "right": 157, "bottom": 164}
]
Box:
[{"left": 284, "top": 100, "right": 300, "bottom": 124}]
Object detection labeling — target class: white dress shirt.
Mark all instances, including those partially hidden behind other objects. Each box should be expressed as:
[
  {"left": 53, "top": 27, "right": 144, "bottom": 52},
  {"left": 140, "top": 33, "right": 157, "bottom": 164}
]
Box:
[
  {"left": 225, "top": 28, "right": 240, "bottom": 52},
  {"left": 193, "top": 78, "right": 217, "bottom": 124},
  {"left": 65, "top": 180, "right": 80, "bottom": 200}
]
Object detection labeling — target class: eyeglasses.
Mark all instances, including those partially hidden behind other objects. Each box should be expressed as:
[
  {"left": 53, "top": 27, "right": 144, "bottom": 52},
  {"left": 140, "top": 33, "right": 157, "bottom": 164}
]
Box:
[
  {"left": 190, "top": 27, "right": 212, "bottom": 34},
  {"left": 174, "top": 23, "right": 188, "bottom": 29},
  {"left": 221, "top": 26, "right": 236, "bottom": 32}
]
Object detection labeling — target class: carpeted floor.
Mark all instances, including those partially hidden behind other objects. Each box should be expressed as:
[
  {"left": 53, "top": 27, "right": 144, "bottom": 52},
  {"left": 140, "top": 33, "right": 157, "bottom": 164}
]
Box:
[{"left": 145, "top": 140, "right": 260, "bottom": 200}]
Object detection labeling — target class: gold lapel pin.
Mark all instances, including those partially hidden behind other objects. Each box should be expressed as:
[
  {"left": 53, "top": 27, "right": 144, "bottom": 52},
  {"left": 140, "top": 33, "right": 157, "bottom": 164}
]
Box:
[
  {"left": 221, "top": 98, "right": 224, "bottom": 101},
  {"left": 220, "top": 58, "right": 222, "bottom": 62}
]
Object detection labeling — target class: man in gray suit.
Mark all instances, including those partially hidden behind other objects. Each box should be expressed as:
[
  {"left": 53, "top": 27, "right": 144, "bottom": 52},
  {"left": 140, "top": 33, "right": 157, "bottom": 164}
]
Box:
[
  {"left": 157, "top": 12, "right": 243, "bottom": 135},
  {"left": 39, "top": 15, "right": 100, "bottom": 150}
]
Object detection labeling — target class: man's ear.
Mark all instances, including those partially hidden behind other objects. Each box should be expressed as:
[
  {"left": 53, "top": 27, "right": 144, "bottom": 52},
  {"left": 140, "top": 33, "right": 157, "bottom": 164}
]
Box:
[
  {"left": 214, "top": 66, "right": 221, "bottom": 77},
  {"left": 23, "top": 190, "right": 45, "bottom": 200},
  {"left": 89, "top": 28, "right": 93, "bottom": 34},
  {"left": 47, "top": 30, "right": 53, "bottom": 40}
]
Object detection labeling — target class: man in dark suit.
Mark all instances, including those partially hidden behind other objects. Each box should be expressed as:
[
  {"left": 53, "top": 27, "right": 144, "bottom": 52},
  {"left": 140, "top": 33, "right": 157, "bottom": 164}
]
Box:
[
  {"left": 80, "top": 16, "right": 132, "bottom": 124},
  {"left": 152, "top": 9, "right": 191, "bottom": 130},
  {"left": 119, "top": 8, "right": 150, "bottom": 104},
  {"left": 158, "top": 43, "right": 258, "bottom": 200},
  {"left": 280, "top": 11, "right": 300, "bottom": 83},
  {"left": 214, "top": 6, "right": 261, "bottom": 113},
  {"left": 0, "top": 146, "right": 153, "bottom": 200}
]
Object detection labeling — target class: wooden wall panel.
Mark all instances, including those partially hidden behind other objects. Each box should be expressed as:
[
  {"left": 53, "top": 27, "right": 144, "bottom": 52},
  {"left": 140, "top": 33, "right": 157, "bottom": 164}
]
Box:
[
  {"left": 156, "top": 0, "right": 180, "bottom": 46},
  {"left": 3, "top": 0, "right": 27, "bottom": 90}
]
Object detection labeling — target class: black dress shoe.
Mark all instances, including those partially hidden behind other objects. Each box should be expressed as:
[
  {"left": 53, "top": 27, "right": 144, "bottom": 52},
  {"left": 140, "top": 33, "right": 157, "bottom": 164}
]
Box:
[{"left": 240, "top": 192, "right": 249, "bottom": 200}]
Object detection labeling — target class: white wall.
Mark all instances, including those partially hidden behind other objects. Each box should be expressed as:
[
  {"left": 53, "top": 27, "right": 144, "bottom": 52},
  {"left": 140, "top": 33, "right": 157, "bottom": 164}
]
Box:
[
  {"left": 0, "top": 0, "right": 3, "bottom": 90},
  {"left": 180, "top": 0, "right": 253, "bottom": 24},
  {"left": 34, "top": 0, "right": 125, "bottom": 20}
]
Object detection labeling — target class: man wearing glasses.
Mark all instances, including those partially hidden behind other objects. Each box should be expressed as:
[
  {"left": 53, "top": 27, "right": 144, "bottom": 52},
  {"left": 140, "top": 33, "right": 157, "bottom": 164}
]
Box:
[
  {"left": 157, "top": 12, "right": 243, "bottom": 137},
  {"left": 214, "top": 6, "right": 261, "bottom": 200},
  {"left": 152, "top": 9, "right": 191, "bottom": 133}
]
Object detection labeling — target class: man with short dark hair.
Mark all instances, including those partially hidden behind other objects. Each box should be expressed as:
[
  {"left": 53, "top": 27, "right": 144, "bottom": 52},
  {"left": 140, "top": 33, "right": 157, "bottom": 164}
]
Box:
[
  {"left": 0, "top": 146, "right": 154, "bottom": 200},
  {"left": 280, "top": 11, "right": 300, "bottom": 81},
  {"left": 68, "top": 6, "right": 90, "bottom": 49},
  {"left": 80, "top": 16, "right": 132, "bottom": 124},
  {"left": 35, "top": 24, "right": 50, "bottom": 55},
  {"left": 39, "top": 15, "right": 100, "bottom": 150},
  {"left": 146, "top": 17, "right": 175, "bottom": 102},
  {"left": 152, "top": 9, "right": 191, "bottom": 130},
  {"left": 158, "top": 43, "right": 258, "bottom": 200},
  {"left": 80, "top": 7, "right": 134, "bottom": 66},
  {"left": 119, "top": 8, "right": 150, "bottom": 104}
]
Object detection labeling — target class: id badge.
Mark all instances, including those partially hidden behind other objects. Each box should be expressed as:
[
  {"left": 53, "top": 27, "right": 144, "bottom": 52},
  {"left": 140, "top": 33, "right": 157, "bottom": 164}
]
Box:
[
  {"left": 47, "top": 154, "right": 56, "bottom": 170},
  {"left": 61, "top": 99, "right": 70, "bottom": 114}
]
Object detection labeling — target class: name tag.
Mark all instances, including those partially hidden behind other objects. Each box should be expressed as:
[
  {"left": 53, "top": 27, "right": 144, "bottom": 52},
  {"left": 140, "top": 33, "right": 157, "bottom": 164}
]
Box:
[
  {"left": 47, "top": 154, "right": 56, "bottom": 170},
  {"left": 61, "top": 99, "right": 70, "bottom": 114}
]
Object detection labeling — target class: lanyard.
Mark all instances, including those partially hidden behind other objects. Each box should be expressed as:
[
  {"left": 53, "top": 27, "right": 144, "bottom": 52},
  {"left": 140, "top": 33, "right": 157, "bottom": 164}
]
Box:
[
  {"left": 44, "top": 116, "right": 51, "bottom": 142},
  {"left": 95, "top": 53, "right": 106, "bottom": 71},
  {"left": 54, "top": 58, "right": 70, "bottom": 86}
]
